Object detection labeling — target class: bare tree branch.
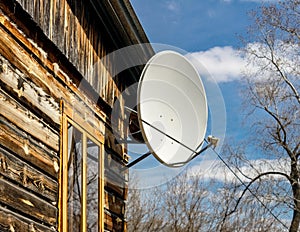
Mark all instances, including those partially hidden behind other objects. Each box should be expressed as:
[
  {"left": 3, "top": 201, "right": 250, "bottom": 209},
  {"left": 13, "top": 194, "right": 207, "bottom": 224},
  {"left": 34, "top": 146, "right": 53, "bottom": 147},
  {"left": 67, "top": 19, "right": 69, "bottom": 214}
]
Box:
[{"left": 222, "top": 171, "right": 291, "bottom": 228}]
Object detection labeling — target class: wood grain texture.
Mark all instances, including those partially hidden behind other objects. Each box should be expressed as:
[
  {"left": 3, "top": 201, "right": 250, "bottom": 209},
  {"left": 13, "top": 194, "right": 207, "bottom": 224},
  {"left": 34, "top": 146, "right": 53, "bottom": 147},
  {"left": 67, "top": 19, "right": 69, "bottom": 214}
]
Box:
[
  {"left": 105, "top": 170, "right": 126, "bottom": 198},
  {"left": 0, "top": 12, "right": 117, "bottom": 130},
  {"left": 14, "top": 0, "right": 121, "bottom": 107},
  {"left": 0, "top": 116, "right": 59, "bottom": 178},
  {"left": 104, "top": 210, "right": 125, "bottom": 232},
  {"left": 0, "top": 178, "right": 57, "bottom": 226},
  {"left": 0, "top": 206, "right": 55, "bottom": 232},
  {"left": 0, "top": 89, "right": 59, "bottom": 151},
  {"left": 0, "top": 146, "right": 58, "bottom": 203},
  {"left": 104, "top": 190, "right": 125, "bottom": 217},
  {"left": 0, "top": 19, "right": 107, "bottom": 137},
  {"left": 0, "top": 1, "right": 142, "bottom": 230},
  {"left": 0, "top": 6, "right": 128, "bottom": 154},
  {"left": 0, "top": 54, "right": 60, "bottom": 127}
]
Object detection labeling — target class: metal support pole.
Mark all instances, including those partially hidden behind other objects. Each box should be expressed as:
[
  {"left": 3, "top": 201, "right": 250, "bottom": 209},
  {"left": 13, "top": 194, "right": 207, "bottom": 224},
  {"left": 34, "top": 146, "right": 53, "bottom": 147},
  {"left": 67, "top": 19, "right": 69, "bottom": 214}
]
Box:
[{"left": 124, "top": 151, "right": 152, "bottom": 170}]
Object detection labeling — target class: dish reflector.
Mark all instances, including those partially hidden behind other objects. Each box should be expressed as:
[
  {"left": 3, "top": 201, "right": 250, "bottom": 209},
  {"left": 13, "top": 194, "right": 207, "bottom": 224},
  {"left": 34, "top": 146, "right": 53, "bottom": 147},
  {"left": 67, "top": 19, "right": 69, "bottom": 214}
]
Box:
[{"left": 137, "top": 51, "right": 207, "bottom": 167}]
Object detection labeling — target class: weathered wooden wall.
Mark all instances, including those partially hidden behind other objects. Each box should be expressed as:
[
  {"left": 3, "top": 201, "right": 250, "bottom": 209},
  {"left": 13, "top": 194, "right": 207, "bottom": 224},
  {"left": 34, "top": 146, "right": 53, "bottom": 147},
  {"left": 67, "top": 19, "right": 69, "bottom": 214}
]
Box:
[
  {"left": 5, "top": 0, "right": 151, "bottom": 107},
  {"left": 13, "top": 0, "right": 118, "bottom": 108},
  {"left": 0, "top": 0, "right": 152, "bottom": 231},
  {"left": 0, "top": 55, "right": 59, "bottom": 230}
]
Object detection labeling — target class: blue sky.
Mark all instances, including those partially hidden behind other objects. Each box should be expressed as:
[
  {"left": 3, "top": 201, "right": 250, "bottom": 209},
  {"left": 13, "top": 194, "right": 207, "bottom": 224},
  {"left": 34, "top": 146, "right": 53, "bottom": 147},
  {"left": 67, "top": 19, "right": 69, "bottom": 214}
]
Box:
[
  {"left": 130, "top": 0, "right": 261, "bottom": 141},
  {"left": 127, "top": 0, "right": 275, "bottom": 188},
  {"left": 131, "top": 0, "right": 258, "bottom": 51}
]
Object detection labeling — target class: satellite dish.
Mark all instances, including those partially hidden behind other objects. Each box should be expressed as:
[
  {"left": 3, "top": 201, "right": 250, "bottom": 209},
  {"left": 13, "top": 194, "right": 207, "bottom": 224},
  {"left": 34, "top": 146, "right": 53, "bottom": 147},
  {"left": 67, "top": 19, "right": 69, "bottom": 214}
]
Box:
[{"left": 134, "top": 50, "right": 208, "bottom": 167}]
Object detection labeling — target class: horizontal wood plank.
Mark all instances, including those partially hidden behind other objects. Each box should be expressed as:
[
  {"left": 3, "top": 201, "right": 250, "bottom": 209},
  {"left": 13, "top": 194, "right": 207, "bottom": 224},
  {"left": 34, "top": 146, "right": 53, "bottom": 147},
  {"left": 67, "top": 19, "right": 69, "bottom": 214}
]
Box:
[
  {"left": 105, "top": 170, "right": 126, "bottom": 198},
  {"left": 0, "top": 146, "right": 58, "bottom": 203},
  {"left": 105, "top": 148, "right": 127, "bottom": 180},
  {"left": 0, "top": 116, "right": 59, "bottom": 178},
  {"left": 0, "top": 9, "right": 116, "bottom": 120},
  {"left": 0, "top": 21, "right": 109, "bottom": 140},
  {"left": 0, "top": 206, "right": 55, "bottom": 232},
  {"left": 0, "top": 178, "right": 57, "bottom": 226},
  {"left": 0, "top": 88, "right": 59, "bottom": 151},
  {"left": 105, "top": 128, "right": 125, "bottom": 159},
  {"left": 104, "top": 210, "right": 124, "bottom": 232},
  {"left": 104, "top": 191, "right": 125, "bottom": 217},
  {"left": 0, "top": 2, "right": 136, "bottom": 230},
  {"left": 0, "top": 54, "right": 61, "bottom": 127}
]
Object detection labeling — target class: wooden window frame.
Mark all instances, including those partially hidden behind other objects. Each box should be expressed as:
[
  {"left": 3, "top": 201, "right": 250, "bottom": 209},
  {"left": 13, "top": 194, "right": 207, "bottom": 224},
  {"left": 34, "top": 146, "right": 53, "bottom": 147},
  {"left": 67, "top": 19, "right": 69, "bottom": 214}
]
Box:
[{"left": 59, "top": 102, "right": 105, "bottom": 232}]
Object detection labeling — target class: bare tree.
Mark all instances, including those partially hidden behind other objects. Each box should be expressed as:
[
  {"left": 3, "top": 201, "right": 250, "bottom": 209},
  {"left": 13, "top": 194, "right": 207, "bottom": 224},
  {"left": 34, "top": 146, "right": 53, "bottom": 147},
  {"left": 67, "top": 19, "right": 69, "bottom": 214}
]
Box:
[
  {"left": 126, "top": 180, "right": 148, "bottom": 231},
  {"left": 162, "top": 171, "right": 216, "bottom": 232},
  {"left": 126, "top": 166, "right": 287, "bottom": 232},
  {"left": 226, "top": 1, "right": 300, "bottom": 231},
  {"left": 218, "top": 145, "right": 291, "bottom": 232},
  {"left": 126, "top": 171, "right": 219, "bottom": 232},
  {"left": 126, "top": 178, "right": 166, "bottom": 232}
]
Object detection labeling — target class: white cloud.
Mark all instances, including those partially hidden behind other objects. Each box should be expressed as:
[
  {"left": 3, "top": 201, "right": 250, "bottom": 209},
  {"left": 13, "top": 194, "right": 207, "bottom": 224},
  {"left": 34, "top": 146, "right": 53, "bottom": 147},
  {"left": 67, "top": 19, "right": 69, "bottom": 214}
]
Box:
[
  {"left": 187, "top": 40, "right": 300, "bottom": 83},
  {"left": 187, "top": 46, "right": 247, "bottom": 82},
  {"left": 188, "top": 158, "right": 289, "bottom": 183},
  {"left": 221, "top": 0, "right": 278, "bottom": 3},
  {"left": 241, "top": 0, "right": 278, "bottom": 2},
  {"left": 166, "top": 1, "right": 180, "bottom": 12}
]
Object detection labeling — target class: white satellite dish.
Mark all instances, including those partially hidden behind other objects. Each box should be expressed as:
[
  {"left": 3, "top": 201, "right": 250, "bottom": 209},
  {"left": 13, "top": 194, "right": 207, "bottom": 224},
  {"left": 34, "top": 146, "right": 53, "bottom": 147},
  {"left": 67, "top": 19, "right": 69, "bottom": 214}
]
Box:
[{"left": 133, "top": 50, "right": 208, "bottom": 167}]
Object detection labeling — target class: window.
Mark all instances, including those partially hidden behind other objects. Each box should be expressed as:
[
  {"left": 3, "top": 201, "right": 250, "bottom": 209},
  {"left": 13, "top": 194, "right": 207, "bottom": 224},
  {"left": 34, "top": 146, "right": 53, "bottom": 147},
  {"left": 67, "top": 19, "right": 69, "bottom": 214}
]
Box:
[{"left": 60, "top": 104, "right": 104, "bottom": 232}]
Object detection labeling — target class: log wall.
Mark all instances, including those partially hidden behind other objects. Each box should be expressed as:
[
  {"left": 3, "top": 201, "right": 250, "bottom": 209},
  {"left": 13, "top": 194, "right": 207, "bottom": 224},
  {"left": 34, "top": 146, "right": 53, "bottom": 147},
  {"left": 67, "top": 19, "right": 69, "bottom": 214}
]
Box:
[{"left": 0, "top": 0, "right": 151, "bottom": 231}]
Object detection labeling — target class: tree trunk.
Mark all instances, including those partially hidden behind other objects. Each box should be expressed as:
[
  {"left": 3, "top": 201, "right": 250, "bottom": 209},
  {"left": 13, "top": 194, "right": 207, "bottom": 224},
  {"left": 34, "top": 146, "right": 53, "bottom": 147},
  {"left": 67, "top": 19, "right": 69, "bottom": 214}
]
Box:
[
  {"left": 289, "top": 161, "right": 300, "bottom": 232},
  {"left": 290, "top": 190, "right": 300, "bottom": 232}
]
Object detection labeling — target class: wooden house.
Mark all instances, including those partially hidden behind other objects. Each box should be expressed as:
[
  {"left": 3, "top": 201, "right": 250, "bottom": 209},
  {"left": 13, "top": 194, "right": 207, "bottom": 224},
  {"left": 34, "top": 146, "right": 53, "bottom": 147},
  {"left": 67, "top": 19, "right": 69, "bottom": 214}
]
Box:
[{"left": 0, "top": 0, "right": 152, "bottom": 231}]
